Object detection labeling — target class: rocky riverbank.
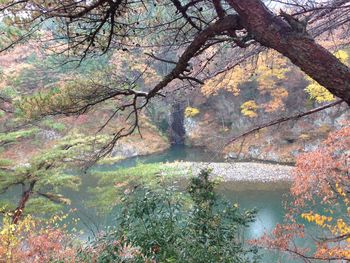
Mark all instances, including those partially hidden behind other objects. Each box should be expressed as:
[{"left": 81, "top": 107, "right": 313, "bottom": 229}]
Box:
[{"left": 165, "top": 161, "right": 293, "bottom": 182}]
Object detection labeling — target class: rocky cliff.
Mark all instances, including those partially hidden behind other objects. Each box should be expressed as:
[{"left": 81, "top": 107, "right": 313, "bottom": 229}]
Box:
[{"left": 160, "top": 78, "right": 349, "bottom": 163}]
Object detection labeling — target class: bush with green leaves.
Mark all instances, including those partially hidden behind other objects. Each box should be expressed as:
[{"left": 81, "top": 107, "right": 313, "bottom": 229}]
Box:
[{"left": 80, "top": 169, "right": 259, "bottom": 263}]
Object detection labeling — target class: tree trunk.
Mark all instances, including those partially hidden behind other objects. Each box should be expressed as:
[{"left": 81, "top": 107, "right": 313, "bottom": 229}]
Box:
[
  {"left": 12, "top": 181, "right": 35, "bottom": 224},
  {"left": 227, "top": 0, "right": 350, "bottom": 105}
]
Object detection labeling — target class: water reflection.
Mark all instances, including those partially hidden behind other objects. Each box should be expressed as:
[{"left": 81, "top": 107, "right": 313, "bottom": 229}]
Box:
[
  {"left": 249, "top": 208, "right": 278, "bottom": 238},
  {"left": 218, "top": 182, "right": 290, "bottom": 238}
]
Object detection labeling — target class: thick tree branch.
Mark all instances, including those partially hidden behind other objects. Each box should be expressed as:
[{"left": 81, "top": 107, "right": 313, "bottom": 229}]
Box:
[
  {"left": 226, "top": 0, "right": 350, "bottom": 105},
  {"left": 213, "top": 0, "right": 226, "bottom": 19},
  {"left": 147, "top": 14, "right": 243, "bottom": 99},
  {"left": 12, "top": 180, "right": 36, "bottom": 224}
]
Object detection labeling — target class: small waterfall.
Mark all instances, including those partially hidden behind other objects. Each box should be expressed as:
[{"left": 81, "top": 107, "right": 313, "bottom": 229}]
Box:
[{"left": 169, "top": 103, "right": 185, "bottom": 145}]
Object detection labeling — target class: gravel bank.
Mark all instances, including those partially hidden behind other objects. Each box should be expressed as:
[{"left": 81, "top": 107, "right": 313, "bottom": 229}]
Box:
[{"left": 165, "top": 161, "right": 293, "bottom": 183}]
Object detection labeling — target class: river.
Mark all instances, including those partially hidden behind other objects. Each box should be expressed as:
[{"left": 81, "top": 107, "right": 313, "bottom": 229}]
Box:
[{"left": 58, "top": 146, "right": 313, "bottom": 262}]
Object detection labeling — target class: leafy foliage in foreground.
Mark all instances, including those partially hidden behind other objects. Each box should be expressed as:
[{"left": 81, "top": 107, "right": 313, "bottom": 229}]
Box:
[
  {"left": 81, "top": 170, "right": 259, "bottom": 263},
  {"left": 255, "top": 126, "right": 350, "bottom": 261},
  {"left": 0, "top": 213, "right": 76, "bottom": 262}
]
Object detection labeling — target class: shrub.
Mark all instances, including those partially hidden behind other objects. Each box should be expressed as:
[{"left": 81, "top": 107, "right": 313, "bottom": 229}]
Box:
[
  {"left": 184, "top": 107, "right": 200, "bottom": 118},
  {"left": 0, "top": 213, "right": 76, "bottom": 263},
  {"left": 255, "top": 126, "right": 350, "bottom": 261},
  {"left": 81, "top": 170, "right": 259, "bottom": 263},
  {"left": 240, "top": 100, "right": 258, "bottom": 118}
]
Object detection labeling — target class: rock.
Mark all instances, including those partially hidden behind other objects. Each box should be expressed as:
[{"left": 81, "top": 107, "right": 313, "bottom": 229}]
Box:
[
  {"left": 111, "top": 143, "right": 138, "bottom": 158},
  {"left": 248, "top": 146, "right": 261, "bottom": 158},
  {"left": 176, "top": 86, "right": 350, "bottom": 164},
  {"left": 37, "top": 129, "right": 61, "bottom": 140},
  {"left": 184, "top": 117, "right": 196, "bottom": 131},
  {"left": 314, "top": 114, "right": 333, "bottom": 127},
  {"left": 334, "top": 112, "right": 350, "bottom": 129},
  {"left": 304, "top": 143, "right": 319, "bottom": 152},
  {"left": 227, "top": 152, "right": 239, "bottom": 159},
  {"left": 290, "top": 149, "right": 300, "bottom": 157},
  {"left": 266, "top": 152, "right": 279, "bottom": 162}
]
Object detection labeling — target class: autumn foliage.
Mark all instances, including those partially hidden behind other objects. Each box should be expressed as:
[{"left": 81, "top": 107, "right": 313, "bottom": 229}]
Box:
[
  {"left": 305, "top": 50, "right": 348, "bottom": 103},
  {"left": 201, "top": 49, "right": 349, "bottom": 118},
  {"left": 201, "top": 51, "right": 290, "bottom": 117},
  {"left": 0, "top": 214, "right": 76, "bottom": 262},
  {"left": 255, "top": 125, "right": 350, "bottom": 261}
]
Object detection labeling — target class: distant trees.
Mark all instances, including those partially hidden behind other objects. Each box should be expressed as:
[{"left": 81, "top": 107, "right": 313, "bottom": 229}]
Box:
[{"left": 203, "top": 48, "right": 349, "bottom": 117}]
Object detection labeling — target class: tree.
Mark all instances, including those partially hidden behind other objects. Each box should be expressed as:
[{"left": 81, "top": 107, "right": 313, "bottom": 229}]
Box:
[
  {"left": 305, "top": 50, "right": 349, "bottom": 103},
  {"left": 0, "top": 134, "right": 108, "bottom": 223},
  {"left": 201, "top": 50, "right": 291, "bottom": 116},
  {"left": 226, "top": 0, "right": 350, "bottom": 104}
]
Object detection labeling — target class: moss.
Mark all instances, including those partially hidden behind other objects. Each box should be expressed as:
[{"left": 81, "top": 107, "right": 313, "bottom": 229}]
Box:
[
  {"left": 0, "top": 128, "right": 39, "bottom": 144},
  {"left": 42, "top": 119, "right": 66, "bottom": 132},
  {"left": 0, "top": 158, "right": 13, "bottom": 167},
  {"left": 88, "top": 163, "right": 180, "bottom": 213}
]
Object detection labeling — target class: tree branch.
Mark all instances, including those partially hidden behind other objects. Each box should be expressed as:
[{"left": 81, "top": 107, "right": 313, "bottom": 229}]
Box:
[
  {"left": 170, "top": 0, "right": 201, "bottom": 30},
  {"left": 227, "top": 0, "right": 350, "bottom": 105},
  {"left": 147, "top": 14, "right": 243, "bottom": 99}
]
